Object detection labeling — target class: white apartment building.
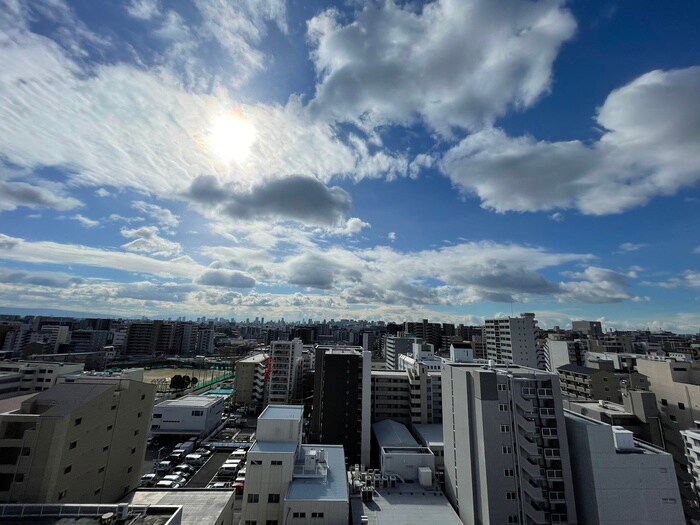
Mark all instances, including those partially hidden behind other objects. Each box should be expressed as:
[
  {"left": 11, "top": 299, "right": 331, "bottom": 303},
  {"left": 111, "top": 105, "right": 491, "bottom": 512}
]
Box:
[
  {"left": 443, "top": 362, "right": 577, "bottom": 525},
  {"left": 151, "top": 395, "right": 224, "bottom": 437},
  {"left": 0, "top": 371, "right": 155, "bottom": 503},
  {"left": 682, "top": 429, "right": 700, "bottom": 504},
  {"left": 485, "top": 313, "right": 544, "bottom": 369},
  {"left": 233, "top": 353, "right": 268, "bottom": 408},
  {"left": 385, "top": 336, "right": 419, "bottom": 370},
  {"left": 241, "top": 405, "right": 349, "bottom": 525},
  {"left": 269, "top": 338, "right": 303, "bottom": 404},
  {"left": 566, "top": 411, "right": 683, "bottom": 524},
  {"left": 0, "top": 361, "right": 84, "bottom": 400}
]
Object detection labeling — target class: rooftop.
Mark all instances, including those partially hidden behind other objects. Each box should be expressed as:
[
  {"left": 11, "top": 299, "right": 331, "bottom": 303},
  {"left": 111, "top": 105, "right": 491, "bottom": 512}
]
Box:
[
  {"left": 130, "top": 490, "right": 235, "bottom": 525},
  {"left": 286, "top": 445, "right": 348, "bottom": 502},
  {"left": 411, "top": 424, "right": 443, "bottom": 447},
  {"left": 0, "top": 393, "right": 36, "bottom": 414},
  {"left": 249, "top": 441, "right": 298, "bottom": 454},
  {"left": 373, "top": 420, "right": 418, "bottom": 448},
  {"left": 258, "top": 405, "right": 304, "bottom": 421},
  {"left": 558, "top": 363, "right": 597, "bottom": 376},
  {"left": 350, "top": 483, "right": 461, "bottom": 525},
  {"left": 22, "top": 383, "right": 114, "bottom": 417},
  {"left": 0, "top": 504, "right": 180, "bottom": 525},
  {"left": 157, "top": 395, "right": 221, "bottom": 408},
  {"left": 238, "top": 353, "right": 268, "bottom": 364}
]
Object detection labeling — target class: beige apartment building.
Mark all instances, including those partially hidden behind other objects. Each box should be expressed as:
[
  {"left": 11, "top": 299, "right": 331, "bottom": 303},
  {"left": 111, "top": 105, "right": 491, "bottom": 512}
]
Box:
[
  {"left": 233, "top": 352, "right": 268, "bottom": 407},
  {"left": 0, "top": 371, "right": 155, "bottom": 503}
]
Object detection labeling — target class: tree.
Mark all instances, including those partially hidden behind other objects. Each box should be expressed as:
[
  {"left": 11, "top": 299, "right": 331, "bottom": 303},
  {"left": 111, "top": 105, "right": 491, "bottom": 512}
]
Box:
[
  {"left": 191, "top": 377, "right": 199, "bottom": 387},
  {"left": 183, "top": 375, "right": 191, "bottom": 388},
  {"left": 170, "top": 374, "right": 185, "bottom": 390}
]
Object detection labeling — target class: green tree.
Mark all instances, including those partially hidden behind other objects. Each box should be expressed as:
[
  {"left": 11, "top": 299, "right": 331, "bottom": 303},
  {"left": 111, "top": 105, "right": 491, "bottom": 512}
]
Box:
[
  {"left": 170, "top": 374, "right": 185, "bottom": 390},
  {"left": 183, "top": 375, "right": 191, "bottom": 388},
  {"left": 191, "top": 377, "right": 199, "bottom": 387}
]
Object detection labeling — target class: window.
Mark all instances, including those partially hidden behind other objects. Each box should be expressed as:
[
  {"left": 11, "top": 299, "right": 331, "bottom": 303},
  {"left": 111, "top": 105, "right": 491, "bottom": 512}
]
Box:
[
  {"left": 153, "top": 413, "right": 162, "bottom": 419},
  {"left": 247, "top": 494, "right": 259, "bottom": 503},
  {"left": 670, "top": 415, "right": 677, "bottom": 422},
  {"left": 311, "top": 512, "right": 324, "bottom": 518},
  {"left": 98, "top": 467, "right": 105, "bottom": 473},
  {"left": 508, "top": 516, "right": 519, "bottom": 523},
  {"left": 107, "top": 425, "right": 113, "bottom": 431},
  {"left": 271, "top": 460, "right": 283, "bottom": 466},
  {"left": 497, "top": 383, "right": 507, "bottom": 391},
  {"left": 244, "top": 521, "right": 257, "bottom": 525},
  {"left": 500, "top": 425, "right": 510, "bottom": 433},
  {"left": 268, "top": 493, "right": 280, "bottom": 503},
  {"left": 266, "top": 521, "right": 278, "bottom": 525},
  {"left": 292, "top": 513, "right": 306, "bottom": 518},
  {"left": 679, "top": 402, "right": 686, "bottom": 410},
  {"left": 504, "top": 469, "right": 514, "bottom": 477},
  {"left": 127, "top": 467, "right": 133, "bottom": 473},
  {"left": 506, "top": 491, "right": 517, "bottom": 500},
  {"left": 74, "top": 417, "right": 82, "bottom": 426},
  {"left": 498, "top": 404, "right": 508, "bottom": 412},
  {"left": 131, "top": 448, "right": 136, "bottom": 454},
  {"left": 137, "top": 411, "right": 143, "bottom": 418},
  {"left": 251, "top": 460, "right": 262, "bottom": 466},
  {"left": 58, "top": 490, "right": 66, "bottom": 500},
  {"left": 141, "top": 394, "right": 146, "bottom": 400},
  {"left": 64, "top": 465, "right": 72, "bottom": 474},
  {"left": 661, "top": 399, "right": 668, "bottom": 406},
  {"left": 134, "top": 430, "right": 139, "bottom": 436},
  {"left": 192, "top": 410, "right": 204, "bottom": 416},
  {"left": 94, "top": 488, "right": 101, "bottom": 496},
  {"left": 103, "top": 446, "right": 109, "bottom": 452},
  {"left": 111, "top": 405, "right": 117, "bottom": 411},
  {"left": 69, "top": 441, "right": 77, "bottom": 450}
]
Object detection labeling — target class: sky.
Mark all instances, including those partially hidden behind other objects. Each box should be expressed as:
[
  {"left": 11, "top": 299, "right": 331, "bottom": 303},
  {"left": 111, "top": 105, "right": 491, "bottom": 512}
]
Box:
[{"left": 0, "top": 0, "right": 699, "bottom": 331}]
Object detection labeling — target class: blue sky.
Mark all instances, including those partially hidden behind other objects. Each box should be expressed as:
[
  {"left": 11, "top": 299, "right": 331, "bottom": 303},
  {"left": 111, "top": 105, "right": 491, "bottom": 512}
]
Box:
[{"left": 0, "top": 0, "right": 699, "bottom": 331}]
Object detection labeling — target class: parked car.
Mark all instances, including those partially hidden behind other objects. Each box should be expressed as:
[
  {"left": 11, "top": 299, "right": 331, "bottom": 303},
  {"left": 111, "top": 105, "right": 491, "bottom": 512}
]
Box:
[
  {"left": 155, "top": 480, "right": 181, "bottom": 489},
  {"left": 156, "top": 460, "right": 173, "bottom": 474},
  {"left": 140, "top": 473, "right": 157, "bottom": 487},
  {"left": 232, "top": 482, "right": 245, "bottom": 492},
  {"left": 195, "top": 447, "right": 212, "bottom": 456},
  {"left": 173, "top": 463, "right": 195, "bottom": 475},
  {"left": 206, "top": 481, "right": 231, "bottom": 489},
  {"left": 162, "top": 474, "right": 187, "bottom": 485},
  {"left": 185, "top": 453, "right": 205, "bottom": 466}
]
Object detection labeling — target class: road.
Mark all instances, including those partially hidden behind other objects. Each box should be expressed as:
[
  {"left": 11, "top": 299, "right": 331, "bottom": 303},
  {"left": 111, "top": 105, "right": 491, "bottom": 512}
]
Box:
[{"left": 186, "top": 451, "right": 231, "bottom": 488}]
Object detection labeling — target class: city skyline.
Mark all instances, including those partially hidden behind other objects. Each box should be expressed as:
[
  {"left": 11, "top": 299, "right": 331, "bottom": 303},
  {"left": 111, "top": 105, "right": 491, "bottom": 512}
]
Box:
[{"left": 1, "top": 1, "right": 699, "bottom": 331}]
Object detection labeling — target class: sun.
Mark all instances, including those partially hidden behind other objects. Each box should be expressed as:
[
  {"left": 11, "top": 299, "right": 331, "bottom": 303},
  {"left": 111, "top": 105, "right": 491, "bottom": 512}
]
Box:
[{"left": 209, "top": 112, "right": 256, "bottom": 165}]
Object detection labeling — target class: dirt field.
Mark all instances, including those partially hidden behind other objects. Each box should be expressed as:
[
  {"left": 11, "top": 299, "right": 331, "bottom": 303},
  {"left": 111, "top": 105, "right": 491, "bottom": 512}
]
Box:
[{"left": 143, "top": 367, "right": 228, "bottom": 384}]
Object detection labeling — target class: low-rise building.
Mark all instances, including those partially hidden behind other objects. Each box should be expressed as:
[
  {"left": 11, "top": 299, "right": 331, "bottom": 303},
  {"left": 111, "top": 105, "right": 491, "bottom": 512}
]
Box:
[
  {"left": 558, "top": 363, "right": 649, "bottom": 404},
  {"left": 241, "top": 405, "right": 349, "bottom": 525},
  {"left": 0, "top": 361, "right": 84, "bottom": 400},
  {"left": 151, "top": 395, "right": 224, "bottom": 437},
  {"left": 130, "top": 489, "right": 236, "bottom": 525}
]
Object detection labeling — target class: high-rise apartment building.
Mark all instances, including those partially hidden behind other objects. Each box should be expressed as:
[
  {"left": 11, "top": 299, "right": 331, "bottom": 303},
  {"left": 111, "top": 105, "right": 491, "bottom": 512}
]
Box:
[
  {"left": 485, "top": 313, "right": 543, "bottom": 369},
  {"left": 442, "top": 362, "right": 577, "bottom": 525},
  {"left": 385, "top": 336, "right": 419, "bottom": 370},
  {"left": 0, "top": 370, "right": 155, "bottom": 503},
  {"left": 310, "top": 346, "right": 371, "bottom": 465},
  {"left": 269, "top": 338, "right": 304, "bottom": 404},
  {"left": 233, "top": 352, "right": 269, "bottom": 408}
]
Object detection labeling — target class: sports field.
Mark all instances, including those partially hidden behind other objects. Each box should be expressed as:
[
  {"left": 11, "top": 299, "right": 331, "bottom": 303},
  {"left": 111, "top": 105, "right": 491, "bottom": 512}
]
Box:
[{"left": 143, "top": 367, "right": 229, "bottom": 384}]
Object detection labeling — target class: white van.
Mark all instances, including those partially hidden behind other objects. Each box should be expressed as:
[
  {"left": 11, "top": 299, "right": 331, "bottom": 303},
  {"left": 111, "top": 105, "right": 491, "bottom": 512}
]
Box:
[{"left": 185, "top": 453, "right": 205, "bottom": 466}]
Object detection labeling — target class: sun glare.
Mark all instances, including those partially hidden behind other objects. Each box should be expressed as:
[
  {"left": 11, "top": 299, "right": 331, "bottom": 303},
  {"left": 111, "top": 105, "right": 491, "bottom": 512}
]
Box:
[{"left": 209, "top": 112, "right": 256, "bottom": 164}]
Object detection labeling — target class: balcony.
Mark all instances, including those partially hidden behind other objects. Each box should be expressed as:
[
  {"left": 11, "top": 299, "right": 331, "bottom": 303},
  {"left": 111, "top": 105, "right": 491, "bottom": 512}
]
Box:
[{"left": 544, "top": 448, "right": 561, "bottom": 460}]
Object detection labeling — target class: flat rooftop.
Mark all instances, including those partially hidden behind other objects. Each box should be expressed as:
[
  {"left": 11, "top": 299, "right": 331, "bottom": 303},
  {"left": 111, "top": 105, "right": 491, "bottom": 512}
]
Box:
[
  {"left": 238, "top": 353, "right": 267, "bottom": 363},
  {"left": 0, "top": 393, "right": 36, "bottom": 414},
  {"left": 130, "top": 490, "right": 235, "bottom": 525},
  {"left": 157, "top": 395, "right": 221, "bottom": 408},
  {"left": 350, "top": 483, "right": 461, "bottom": 525},
  {"left": 0, "top": 504, "right": 179, "bottom": 525},
  {"left": 259, "top": 405, "right": 304, "bottom": 421},
  {"left": 286, "top": 445, "right": 348, "bottom": 502},
  {"left": 249, "top": 441, "right": 298, "bottom": 454}
]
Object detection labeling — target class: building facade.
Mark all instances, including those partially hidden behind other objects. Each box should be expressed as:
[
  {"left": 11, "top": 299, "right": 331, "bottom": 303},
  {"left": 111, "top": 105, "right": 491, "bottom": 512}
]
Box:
[
  {"left": 485, "top": 313, "right": 544, "bottom": 369},
  {"left": 442, "top": 363, "right": 577, "bottom": 525},
  {"left": 268, "top": 338, "right": 304, "bottom": 404}
]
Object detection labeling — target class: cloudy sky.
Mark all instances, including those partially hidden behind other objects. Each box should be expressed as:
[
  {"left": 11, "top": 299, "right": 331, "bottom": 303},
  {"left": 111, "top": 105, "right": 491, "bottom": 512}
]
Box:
[{"left": 0, "top": 0, "right": 699, "bottom": 331}]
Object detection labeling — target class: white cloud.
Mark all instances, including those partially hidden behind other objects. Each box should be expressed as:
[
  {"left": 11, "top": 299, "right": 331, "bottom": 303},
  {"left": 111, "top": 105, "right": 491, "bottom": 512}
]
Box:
[
  {"left": 72, "top": 214, "right": 100, "bottom": 228},
  {"left": 132, "top": 201, "right": 180, "bottom": 229},
  {"left": 120, "top": 226, "right": 182, "bottom": 258},
  {"left": 558, "top": 266, "right": 641, "bottom": 303},
  {"left": 195, "top": 269, "right": 256, "bottom": 289},
  {"left": 0, "top": 233, "right": 199, "bottom": 279},
  {"left": 126, "top": 0, "right": 161, "bottom": 20},
  {"left": 388, "top": 232, "right": 397, "bottom": 242},
  {"left": 308, "top": 0, "right": 576, "bottom": 134},
  {"left": 95, "top": 188, "right": 112, "bottom": 197},
  {"left": 441, "top": 66, "right": 700, "bottom": 214},
  {"left": 618, "top": 242, "right": 647, "bottom": 252}
]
